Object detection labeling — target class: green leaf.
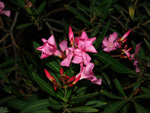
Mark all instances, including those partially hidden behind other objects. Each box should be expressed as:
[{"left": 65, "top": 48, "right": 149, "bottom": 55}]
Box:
[
  {"left": 16, "top": 0, "right": 25, "bottom": 8},
  {"left": 101, "top": 72, "right": 110, "bottom": 86},
  {"left": 95, "top": 20, "right": 110, "bottom": 49},
  {"left": 133, "top": 78, "right": 142, "bottom": 91},
  {"left": 48, "top": 97, "right": 63, "bottom": 110},
  {"left": 0, "top": 70, "right": 9, "bottom": 83},
  {"left": 46, "top": 61, "right": 60, "bottom": 73},
  {"left": 135, "top": 93, "right": 150, "bottom": 99},
  {"left": 77, "top": 1, "right": 92, "bottom": 14},
  {"left": 31, "top": 0, "right": 37, "bottom": 4},
  {"left": 20, "top": 99, "right": 50, "bottom": 113},
  {"left": 76, "top": 16, "right": 91, "bottom": 25},
  {"left": 134, "top": 101, "right": 149, "bottom": 113},
  {"left": 70, "top": 92, "right": 99, "bottom": 102},
  {"left": 91, "top": 24, "right": 100, "bottom": 37},
  {"left": 36, "top": 1, "right": 46, "bottom": 14},
  {"left": 32, "top": 72, "right": 57, "bottom": 97},
  {"left": 67, "top": 106, "right": 99, "bottom": 112},
  {"left": 142, "top": 2, "right": 150, "bottom": 16},
  {"left": 7, "top": 99, "right": 27, "bottom": 110},
  {"left": 85, "top": 101, "right": 107, "bottom": 107},
  {"left": 114, "top": 79, "right": 126, "bottom": 97},
  {"left": 100, "top": 90, "right": 123, "bottom": 99},
  {"left": 144, "top": 38, "right": 150, "bottom": 51},
  {"left": 16, "top": 23, "right": 33, "bottom": 29},
  {"left": 0, "top": 59, "right": 16, "bottom": 68},
  {"left": 62, "top": 19, "right": 69, "bottom": 34},
  {"left": 95, "top": 52, "right": 136, "bottom": 74},
  {"left": 0, "top": 95, "right": 16, "bottom": 105},
  {"left": 32, "top": 108, "right": 52, "bottom": 113},
  {"left": 102, "top": 100, "right": 128, "bottom": 113}
]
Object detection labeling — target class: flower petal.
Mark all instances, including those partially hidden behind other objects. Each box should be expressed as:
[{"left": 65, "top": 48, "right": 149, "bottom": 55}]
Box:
[
  {"left": 60, "top": 53, "right": 74, "bottom": 67},
  {"left": 59, "top": 40, "right": 67, "bottom": 52},
  {"left": 108, "top": 32, "right": 118, "bottom": 43}
]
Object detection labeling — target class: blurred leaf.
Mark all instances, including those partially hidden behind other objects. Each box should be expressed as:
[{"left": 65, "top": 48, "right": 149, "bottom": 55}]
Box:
[
  {"left": 133, "top": 78, "right": 142, "bottom": 91},
  {"left": 95, "top": 52, "right": 136, "bottom": 74},
  {"left": 36, "top": 1, "right": 46, "bottom": 14},
  {"left": 142, "top": 2, "right": 150, "bottom": 16},
  {"left": 91, "top": 24, "right": 100, "bottom": 37},
  {"left": 85, "top": 101, "right": 107, "bottom": 107},
  {"left": 20, "top": 99, "right": 50, "bottom": 113},
  {"left": 0, "top": 70, "right": 9, "bottom": 83},
  {"left": 16, "top": 0, "right": 25, "bottom": 8},
  {"left": 33, "top": 41, "right": 41, "bottom": 54},
  {"left": 49, "top": 97, "right": 63, "bottom": 110},
  {"left": 0, "top": 59, "right": 16, "bottom": 68},
  {"left": 102, "top": 100, "right": 128, "bottom": 113},
  {"left": 32, "top": 72, "right": 58, "bottom": 98},
  {"left": 0, "top": 95, "right": 16, "bottom": 105},
  {"left": 16, "top": 23, "right": 33, "bottom": 29},
  {"left": 70, "top": 92, "right": 99, "bottom": 102},
  {"left": 144, "top": 38, "right": 150, "bottom": 51},
  {"left": 100, "top": 90, "right": 123, "bottom": 99},
  {"left": 67, "top": 106, "right": 98, "bottom": 112},
  {"left": 101, "top": 72, "right": 110, "bottom": 86},
  {"left": 32, "top": 108, "right": 52, "bottom": 113},
  {"left": 95, "top": 20, "right": 110, "bottom": 49},
  {"left": 77, "top": 1, "right": 92, "bottom": 14},
  {"left": 8, "top": 99, "right": 27, "bottom": 110},
  {"left": 129, "top": 5, "right": 135, "bottom": 20},
  {"left": 99, "top": 63, "right": 112, "bottom": 71},
  {"left": 135, "top": 93, "right": 150, "bottom": 99},
  {"left": 114, "top": 79, "right": 126, "bottom": 97},
  {"left": 62, "top": 19, "right": 69, "bottom": 34},
  {"left": 31, "top": 0, "right": 36, "bottom": 4},
  {"left": 76, "top": 16, "right": 91, "bottom": 25},
  {"left": 46, "top": 60, "right": 60, "bottom": 73},
  {"left": 134, "top": 101, "right": 149, "bottom": 113}
]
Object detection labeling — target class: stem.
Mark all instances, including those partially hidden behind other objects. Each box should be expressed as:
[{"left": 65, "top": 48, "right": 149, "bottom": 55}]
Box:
[{"left": 63, "top": 86, "right": 68, "bottom": 113}]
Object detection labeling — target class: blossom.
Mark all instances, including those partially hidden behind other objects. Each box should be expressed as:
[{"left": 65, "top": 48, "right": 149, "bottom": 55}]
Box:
[
  {"left": 121, "top": 45, "right": 132, "bottom": 60},
  {"left": 76, "top": 63, "right": 102, "bottom": 85},
  {"left": 102, "top": 32, "right": 119, "bottom": 52},
  {"left": 119, "top": 29, "right": 131, "bottom": 42},
  {"left": 37, "top": 35, "right": 62, "bottom": 59},
  {"left": 0, "top": 1, "right": 10, "bottom": 17},
  {"left": 131, "top": 42, "right": 142, "bottom": 73}
]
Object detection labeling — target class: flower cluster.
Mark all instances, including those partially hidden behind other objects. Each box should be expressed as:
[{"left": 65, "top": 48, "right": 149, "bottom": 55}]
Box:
[
  {"left": 102, "top": 30, "right": 142, "bottom": 73},
  {"left": 37, "top": 26, "right": 102, "bottom": 89},
  {"left": 0, "top": 1, "right": 10, "bottom": 17}
]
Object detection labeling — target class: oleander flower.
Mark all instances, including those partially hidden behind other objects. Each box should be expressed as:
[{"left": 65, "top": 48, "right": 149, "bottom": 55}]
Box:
[{"left": 0, "top": 1, "right": 10, "bottom": 17}]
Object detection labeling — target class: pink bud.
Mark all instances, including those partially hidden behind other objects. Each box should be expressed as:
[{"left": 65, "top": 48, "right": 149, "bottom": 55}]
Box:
[
  {"left": 60, "top": 68, "right": 64, "bottom": 76},
  {"left": 44, "top": 69, "right": 55, "bottom": 82}
]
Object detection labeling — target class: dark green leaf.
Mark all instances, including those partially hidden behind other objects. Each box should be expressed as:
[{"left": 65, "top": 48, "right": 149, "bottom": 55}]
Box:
[
  {"left": 0, "top": 70, "right": 9, "bottom": 83},
  {"left": 95, "top": 20, "right": 110, "bottom": 49},
  {"left": 144, "top": 38, "right": 150, "bottom": 51},
  {"left": 134, "top": 101, "right": 149, "bottom": 113},
  {"left": 0, "top": 95, "right": 16, "bottom": 105},
  {"left": 20, "top": 99, "right": 50, "bottom": 113},
  {"left": 16, "top": 23, "right": 33, "bottom": 29},
  {"left": 67, "top": 106, "right": 99, "bottom": 112},
  {"left": 142, "top": 2, "right": 150, "bottom": 16},
  {"left": 100, "top": 90, "right": 123, "bottom": 99},
  {"left": 0, "top": 59, "right": 16, "bottom": 68},
  {"left": 101, "top": 72, "right": 110, "bottom": 86},
  {"left": 16, "top": 0, "right": 25, "bottom": 8},
  {"left": 32, "top": 108, "right": 52, "bottom": 113},
  {"left": 7, "top": 99, "right": 27, "bottom": 110},
  {"left": 36, "top": 1, "right": 46, "bottom": 14},
  {"left": 62, "top": 19, "right": 69, "bottom": 34},
  {"left": 102, "top": 100, "right": 128, "bottom": 113},
  {"left": 95, "top": 52, "right": 136, "bottom": 74},
  {"left": 133, "top": 78, "right": 142, "bottom": 91},
  {"left": 76, "top": 16, "right": 91, "bottom": 25},
  {"left": 135, "top": 93, "right": 150, "bottom": 99},
  {"left": 114, "top": 79, "right": 126, "bottom": 97},
  {"left": 46, "top": 61, "right": 60, "bottom": 73},
  {"left": 85, "top": 101, "right": 107, "bottom": 107},
  {"left": 31, "top": 0, "right": 36, "bottom": 4},
  {"left": 91, "top": 24, "right": 100, "bottom": 37}
]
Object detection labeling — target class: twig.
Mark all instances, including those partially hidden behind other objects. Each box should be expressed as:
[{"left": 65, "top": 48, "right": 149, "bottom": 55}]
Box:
[{"left": 45, "top": 21, "right": 54, "bottom": 35}]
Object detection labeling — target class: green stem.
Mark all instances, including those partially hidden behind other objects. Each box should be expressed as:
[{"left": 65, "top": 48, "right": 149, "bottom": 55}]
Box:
[{"left": 63, "top": 85, "right": 68, "bottom": 113}]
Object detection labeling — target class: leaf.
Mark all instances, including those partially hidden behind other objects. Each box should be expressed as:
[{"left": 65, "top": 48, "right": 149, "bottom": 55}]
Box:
[
  {"left": 134, "top": 101, "right": 149, "bottom": 113},
  {"left": 32, "top": 108, "right": 52, "bottom": 113},
  {"left": 16, "top": 23, "right": 33, "bottom": 29},
  {"left": 95, "top": 52, "right": 136, "bottom": 74},
  {"left": 114, "top": 79, "right": 126, "bottom": 97},
  {"left": 0, "top": 95, "right": 16, "bottom": 105},
  {"left": 95, "top": 20, "right": 110, "bottom": 49},
  {"left": 62, "top": 19, "right": 69, "bottom": 34},
  {"left": 36, "top": 1, "right": 46, "bottom": 14},
  {"left": 102, "top": 100, "right": 128, "bottom": 113},
  {"left": 0, "top": 70, "right": 9, "bottom": 83},
  {"left": 46, "top": 61, "right": 60, "bottom": 73},
  {"left": 76, "top": 16, "right": 91, "bottom": 25},
  {"left": 144, "top": 38, "right": 150, "bottom": 51},
  {"left": 31, "top": 0, "right": 37, "bottom": 4},
  {"left": 67, "top": 106, "right": 99, "bottom": 112},
  {"left": 7, "top": 99, "right": 28, "bottom": 110},
  {"left": 101, "top": 72, "right": 110, "bottom": 86},
  {"left": 142, "top": 2, "right": 150, "bottom": 16},
  {"left": 129, "top": 5, "right": 135, "bottom": 20},
  {"left": 0, "top": 59, "right": 16, "bottom": 68},
  {"left": 77, "top": 1, "right": 92, "bottom": 14},
  {"left": 135, "top": 93, "right": 150, "bottom": 99},
  {"left": 16, "top": 0, "right": 25, "bottom": 8},
  {"left": 70, "top": 92, "right": 99, "bottom": 102},
  {"left": 133, "top": 78, "right": 142, "bottom": 91},
  {"left": 32, "top": 72, "right": 57, "bottom": 98},
  {"left": 100, "top": 90, "right": 123, "bottom": 99},
  {"left": 20, "top": 99, "right": 50, "bottom": 113},
  {"left": 91, "top": 24, "right": 100, "bottom": 37},
  {"left": 85, "top": 101, "right": 107, "bottom": 107}
]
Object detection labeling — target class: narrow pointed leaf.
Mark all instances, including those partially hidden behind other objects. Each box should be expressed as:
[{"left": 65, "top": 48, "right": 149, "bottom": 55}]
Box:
[
  {"left": 102, "top": 100, "right": 128, "bottom": 113},
  {"left": 114, "top": 79, "right": 126, "bottom": 97},
  {"left": 144, "top": 38, "right": 150, "bottom": 51},
  {"left": 135, "top": 93, "right": 150, "bottom": 99},
  {"left": 85, "top": 101, "right": 107, "bottom": 107},
  {"left": 67, "top": 106, "right": 99, "bottom": 112},
  {"left": 0, "top": 95, "right": 16, "bottom": 105},
  {"left": 36, "top": 1, "right": 46, "bottom": 14},
  {"left": 100, "top": 90, "right": 123, "bottom": 99},
  {"left": 20, "top": 99, "right": 50, "bottom": 113},
  {"left": 32, "top": 108, "right": 52, "bottom": 113},
  {"left": 16, "top": 23, "right": 33, "bottom": 29},
  {"left": 134, "top": 101, "right": 149, "bottom": 113}
]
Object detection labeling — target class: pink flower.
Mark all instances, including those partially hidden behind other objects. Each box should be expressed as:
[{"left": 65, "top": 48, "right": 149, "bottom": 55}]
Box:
[
  {"left": 76, "top": 63, "right": 102, "bottom": 85},
  {"left": 68, "top": 26, "right": 74, "bottom": 46},
  {"left": 102, "top": 32, "right": 119, "bottom": 52},
  {"left": 131, "top": 42, "right": 142, "bottom": 73},
  {"left": 37, "top": 35, "right": 62, "bottom": 59},
  {"left": 121, "top": 46, "right": 132, "bottom": 60},
  {"left": 0, "top": 1, "right": 10, "bottom": 17},
  {"left": 119, "top": 29, "right": 131, "bottom": 42}
]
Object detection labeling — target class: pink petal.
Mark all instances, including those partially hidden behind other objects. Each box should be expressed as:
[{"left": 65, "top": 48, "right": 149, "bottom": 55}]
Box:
[
  {"left": 0, "top": 1, "right": 5, "bottom": 10},
  {"left": 41, "top": 53, "right": 50, "bottom": 59},
  {"left": 135, "top": 65, "right": 140, "bottom": 73},
  {"left": 84, "top": 63, "right": 94, "bottom": 75},
  {"left": 60, "top": 53, "right": 74, "bottom": 67},
  {"left": 85, "top": 45, "right": 97, "bottom": 53},
  {"left": 2, "top": 10, "right": 10, "bottom": 17},
  {"left": 108, "top": 32, "right": 118, "bottom": 43},
  {"left": 121, "top": 29, "right": 131, "bottom": 41},
  {"left": 48, "top": 35, "right": 56, "bottom": 47},
  {"left": 135, "top": 42, "right": 142, "bottom": 54},
  {"left": 89, "top": 37, "right": 96, "bottom": 43},
  {"left": 82, "top": 52, "right": 91, "bottom": 65},
  {"left": 72, "top": 55, "right": 83, "bottom": 64},
  {"left": 124, "top": 50, "right": 131, "bottom": 60},
  {"left": 102, "top": 37, "right": 108, "bottom": 47},
  {"left": 91, "top": 77, "right": 102, "bottom": 85},
  {"left": 80, "top": 31, "right": 89, "bottom": 40},
  {"left": 42, "top": 38, "right": 47, "bottom": 43},
  {"left": 54, "top": 49, "right": 62, "bottom": 57},
  {"left": 68, "top": 26, "right": 74, "bottom": 44},
  {"left": 59, "top": 40, "right": 67, "bottom": 52}
]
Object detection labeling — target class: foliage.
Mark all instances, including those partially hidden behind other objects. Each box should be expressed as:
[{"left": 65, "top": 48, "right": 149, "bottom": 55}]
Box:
[{"left": 0, "top": 0, "right": 150, "bottom": 113}]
